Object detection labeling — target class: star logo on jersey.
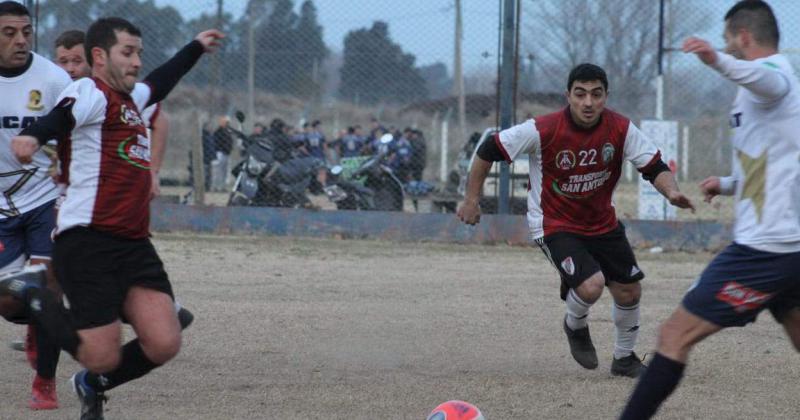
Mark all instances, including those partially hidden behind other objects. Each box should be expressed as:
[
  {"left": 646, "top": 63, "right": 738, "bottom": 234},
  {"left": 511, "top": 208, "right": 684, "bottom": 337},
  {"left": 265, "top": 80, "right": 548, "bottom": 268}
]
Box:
[
  {"left": 737, "top": 148, "right": 767, "bottom": 222},
  {"left": 26, "top": 90, "right": 43, "bottom": 111},
  {"left": 555, "top": 150, "right": 576, "bottom": 170},
  {"left": 602, "top": 143, "right": 615, "bottom": 165},
  {"left": 561, "top": 256, "right": 575, "bottom": 276}
]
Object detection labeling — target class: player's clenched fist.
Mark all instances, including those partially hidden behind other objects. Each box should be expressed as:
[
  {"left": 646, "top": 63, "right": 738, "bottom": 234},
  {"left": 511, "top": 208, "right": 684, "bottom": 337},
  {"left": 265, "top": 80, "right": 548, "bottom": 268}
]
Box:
[
  {"left": 457, "top": 198, "right": 481, "bottom": 225},
  {"left": 12, "top": 135, "right": 39, "bottom": 164},
  {"left": 194, "top": 29, "right": 225, "bottom": 53}
]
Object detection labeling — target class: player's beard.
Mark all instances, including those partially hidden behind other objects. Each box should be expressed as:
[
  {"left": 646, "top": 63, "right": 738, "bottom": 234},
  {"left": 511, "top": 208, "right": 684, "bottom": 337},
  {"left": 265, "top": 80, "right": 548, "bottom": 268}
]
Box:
[{"left": 108, "top": 63, "right": 137, "bottom": 93}]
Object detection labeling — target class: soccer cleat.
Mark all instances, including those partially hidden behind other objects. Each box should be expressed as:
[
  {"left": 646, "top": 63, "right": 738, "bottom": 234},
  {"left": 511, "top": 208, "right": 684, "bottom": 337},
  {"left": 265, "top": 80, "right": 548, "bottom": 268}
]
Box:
[
  {"left": 29, "top": 375, "right": 58, "bottom": 410},
  {"left": 611, "top": 352, "right": 646, "bottom": 378},
  {"left": 25, "top": 324, "right": 37, "bottom": 370},
  {"left": 0, "top": 264, "right": 46, "bottom": 301},
  {"left": 563, "top": 316, "right": 598, "bottom": 369},
  {"left": 177, "top": 306, "right": 194, "bottom": 330},
  {"left": 70, "top": 371, "right": 106, "bottom": 420}
]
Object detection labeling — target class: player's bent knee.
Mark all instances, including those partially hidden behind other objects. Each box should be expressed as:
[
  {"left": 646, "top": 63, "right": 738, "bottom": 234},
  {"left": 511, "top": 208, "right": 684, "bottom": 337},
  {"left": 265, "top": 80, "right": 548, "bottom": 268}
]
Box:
[
  {"left": 611, "top": 282, "right": 641, "bottom": 306},
  {"left": 657, "top": 313, "right": 696, "bottom": 349},
  {"left": 576, "top": 273, "right": 605, "bottom": 303},
  {"left": 141, "top": 333, "right": 181, "bottom": 365},
  {"left": 81, "top": 349, "right": 122, "bottom": 373}
]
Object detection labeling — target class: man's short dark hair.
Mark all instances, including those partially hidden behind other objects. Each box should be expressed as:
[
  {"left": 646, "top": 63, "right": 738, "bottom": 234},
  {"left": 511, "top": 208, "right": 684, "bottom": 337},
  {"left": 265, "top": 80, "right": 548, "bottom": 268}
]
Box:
[
  {"left": 725, "top": 0, "right": 779, "bottom": 49},
  {"left": 0, "top": 1, "right": 29, "bottom": 18},
  {"left": 567, "top": 63, "right": 608, "bottom": 92},
  {"left": 84, "top": 17, "right": 142, "bottom": 67},
  {"left": 55, "top": 30, "right": 85, "bottom": 50}
]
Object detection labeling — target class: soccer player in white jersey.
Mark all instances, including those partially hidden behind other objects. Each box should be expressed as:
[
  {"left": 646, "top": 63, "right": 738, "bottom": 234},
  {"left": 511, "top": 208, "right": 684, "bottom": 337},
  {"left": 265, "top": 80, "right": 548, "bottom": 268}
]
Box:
[
  {"left": 0, "top": 18, "right": 222, "bottom": 419},
  {"left": 0, "top": 1, "right": 70, "bottom": 410},
  {"left": 620, "top": 1, "right": 800, "bottom": 418}
]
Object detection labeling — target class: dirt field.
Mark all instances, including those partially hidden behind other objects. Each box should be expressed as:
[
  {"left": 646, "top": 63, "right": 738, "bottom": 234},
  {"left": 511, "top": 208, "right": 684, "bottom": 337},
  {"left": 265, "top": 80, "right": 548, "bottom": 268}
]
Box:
[{"left": 0, "top": 233, "right": 797, "bottom": 419}]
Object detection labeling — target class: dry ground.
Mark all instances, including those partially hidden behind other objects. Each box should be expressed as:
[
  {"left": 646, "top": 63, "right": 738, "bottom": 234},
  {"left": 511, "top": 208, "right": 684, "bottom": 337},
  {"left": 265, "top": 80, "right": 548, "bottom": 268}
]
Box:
[{"left": 0, "top": 234, "right": 796, "bottom": 419}]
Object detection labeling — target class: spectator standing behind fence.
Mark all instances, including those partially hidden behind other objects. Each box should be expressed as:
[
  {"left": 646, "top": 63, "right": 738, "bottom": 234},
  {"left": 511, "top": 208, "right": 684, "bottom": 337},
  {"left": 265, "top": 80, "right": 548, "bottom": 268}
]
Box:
[
  {"left": 392, "top": 128, "right": 414, "bottom": 182},
  {"left": 212, "top": 116, "right": 233, "bottom": 191},
  {"left": 338, "top": 126, "right": 367, "bottom": 158},
  {"left": 244, "top": 122, "right": 267, "bottom": 151},
  {"left": 410, "top": 129, "right": 427, "bottom": 181},
  {"left": 305, "top": 120, "right": 329, "bottom": 188},
  {"left": 267, "top": 118, "right": 294, "bottom": 163},
  {"left": 368, "top": 117, "right": 386, "bottom": 143},
  {"left": 305, "top": 120, "right": 328, "bottom": 162}
]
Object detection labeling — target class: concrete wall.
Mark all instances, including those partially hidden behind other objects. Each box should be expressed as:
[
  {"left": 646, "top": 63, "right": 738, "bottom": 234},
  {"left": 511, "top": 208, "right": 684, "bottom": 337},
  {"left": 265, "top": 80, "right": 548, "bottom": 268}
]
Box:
[{"left": 151, "top": 202, "right": 731, "bottom": 252}]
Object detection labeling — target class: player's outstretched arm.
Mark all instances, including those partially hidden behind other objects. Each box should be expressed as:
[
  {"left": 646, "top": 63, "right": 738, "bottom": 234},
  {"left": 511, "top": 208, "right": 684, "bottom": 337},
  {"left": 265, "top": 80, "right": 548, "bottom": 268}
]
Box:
[
  {"left": 653, "top": 171, "right": 695, "bottom": 213},
  {"left": 683, "top": 36, "right": 789, "bottom": 102},
  {"left": 144, "top": 29, "right": 225, "bottom": 107},
  {"left": 458, "top": 156, "right": 492, "bottom": 225},
  {"left": 682, "top": 37, "right": 717, "bottom": 65}
]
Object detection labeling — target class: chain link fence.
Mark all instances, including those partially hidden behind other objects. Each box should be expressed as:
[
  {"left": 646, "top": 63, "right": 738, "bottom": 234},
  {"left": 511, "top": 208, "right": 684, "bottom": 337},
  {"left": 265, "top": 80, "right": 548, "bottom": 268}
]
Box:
[{"left": 28, "top": 0, "right": 800, "bottom": 221}]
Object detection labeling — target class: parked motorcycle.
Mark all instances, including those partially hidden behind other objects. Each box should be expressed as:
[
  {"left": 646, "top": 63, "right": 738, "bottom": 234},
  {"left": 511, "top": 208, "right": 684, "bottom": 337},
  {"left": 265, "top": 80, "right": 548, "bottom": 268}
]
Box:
[
  {"left": 326, "top": 134, "right": 404, "bottom": 211},
  {"left": 323, "top": 165, "right": 376, "bottom": 210},
  {"left": 227, "top": 139, "right": 320, "bottom": 208}
]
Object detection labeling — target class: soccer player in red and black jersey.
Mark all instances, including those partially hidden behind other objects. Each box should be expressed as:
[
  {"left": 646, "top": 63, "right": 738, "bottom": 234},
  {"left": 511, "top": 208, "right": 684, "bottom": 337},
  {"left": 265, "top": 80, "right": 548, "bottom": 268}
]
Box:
[
  {"left": 0, "top": 18, "right": 222, "bottom": 419},
  {"left": 458, "top": 63, "right": 694, "bottom": 377}
]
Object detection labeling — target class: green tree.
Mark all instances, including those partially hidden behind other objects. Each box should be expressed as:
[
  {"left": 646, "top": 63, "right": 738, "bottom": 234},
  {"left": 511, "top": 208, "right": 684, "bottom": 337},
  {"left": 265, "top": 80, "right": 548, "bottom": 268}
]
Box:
[
  {"left": 253, "top": 0, "right": 297, "bottom": 95},
  {"left": 183, "top": 9, "right": 242, "bottom": 87},
  {"left": 38, "top": 0, "right": 184, "bottom": 74},
  {"left": 291, "top": 0, "right": 327, "bottom": 98},
  {"left": 339, "top": 21, "right": 427, "bottom": 105}
]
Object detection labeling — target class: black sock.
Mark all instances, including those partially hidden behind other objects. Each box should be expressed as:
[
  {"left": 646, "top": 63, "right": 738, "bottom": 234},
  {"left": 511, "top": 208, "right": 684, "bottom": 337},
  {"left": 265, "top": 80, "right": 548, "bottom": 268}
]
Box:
[
  {"left": 26, "top": 288, "right": 80, "bottom": 358},
  {"left": 34, "top": 324, "right": 60, "bottom": 379},
  {"left": 619, "top": 352, "right": 686, "bottom": 420},
  {"left": 85, "top": 339, "right": 161, "bottom": 392}
]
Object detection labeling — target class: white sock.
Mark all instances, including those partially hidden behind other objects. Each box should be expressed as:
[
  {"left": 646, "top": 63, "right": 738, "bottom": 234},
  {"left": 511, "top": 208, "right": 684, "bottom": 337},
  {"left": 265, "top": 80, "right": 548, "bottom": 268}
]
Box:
[
  {"left": 565, "top": 289, "right": 591, "bottom": 330},
  {"left": 613, "top": 302, "right": 640, "bottom": 359}
]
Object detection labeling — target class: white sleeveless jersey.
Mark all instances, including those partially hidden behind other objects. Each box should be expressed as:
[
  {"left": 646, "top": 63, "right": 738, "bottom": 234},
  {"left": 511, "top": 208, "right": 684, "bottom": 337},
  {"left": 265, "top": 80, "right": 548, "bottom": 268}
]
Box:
[
  {"left": 712, "top": 53, "right": 800, "bottom": 252},
  {"left": 0, "top": 52, "right": 71, "bottom": 218}
]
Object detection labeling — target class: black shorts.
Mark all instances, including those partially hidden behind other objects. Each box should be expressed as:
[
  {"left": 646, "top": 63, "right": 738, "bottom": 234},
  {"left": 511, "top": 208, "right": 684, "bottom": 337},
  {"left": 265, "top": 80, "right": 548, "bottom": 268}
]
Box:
[
  {"left": 535, "top": 223, "right": 644, "bottom": 300},
  {"left": 53, "top": 227, "right": 174, "bottom": 330}
]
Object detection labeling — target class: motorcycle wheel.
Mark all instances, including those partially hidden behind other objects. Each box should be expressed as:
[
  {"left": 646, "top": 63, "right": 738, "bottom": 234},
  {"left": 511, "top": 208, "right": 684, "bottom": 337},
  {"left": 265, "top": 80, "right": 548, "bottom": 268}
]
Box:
[
  {"left": 228, "top": 194, "right": 249, "bottom": 206},
  {"left": 336, "top": 196, "right": 358, "bottom": 210},
  {"left": 374, "top": 186, "right": 403, "bottom": 211}
]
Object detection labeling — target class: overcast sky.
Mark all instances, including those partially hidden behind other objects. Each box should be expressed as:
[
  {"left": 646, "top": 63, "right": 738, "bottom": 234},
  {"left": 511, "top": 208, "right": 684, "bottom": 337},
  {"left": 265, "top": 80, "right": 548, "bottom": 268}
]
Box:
[
  {"left": 154, "top": 0, "right": 499, "bottom": 71},
  {"left": 153, "top": 0, "right": 800, "bottom": 73}
]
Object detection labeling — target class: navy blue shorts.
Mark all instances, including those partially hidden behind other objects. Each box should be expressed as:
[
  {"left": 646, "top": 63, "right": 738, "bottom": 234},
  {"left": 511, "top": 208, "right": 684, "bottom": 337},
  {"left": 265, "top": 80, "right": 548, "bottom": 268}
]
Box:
[
  {"left": 0, "top": 200, "right": 56, "bottom": 267},
  {"left": 682, "top": 243, "right": 800, "bottom": 327}
]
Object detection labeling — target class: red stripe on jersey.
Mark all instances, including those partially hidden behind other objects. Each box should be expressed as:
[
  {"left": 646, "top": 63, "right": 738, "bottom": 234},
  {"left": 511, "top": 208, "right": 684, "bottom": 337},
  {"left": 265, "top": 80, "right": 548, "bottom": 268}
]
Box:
[{"left": 89, "top": 78, "right": 152, "bottom": 239}]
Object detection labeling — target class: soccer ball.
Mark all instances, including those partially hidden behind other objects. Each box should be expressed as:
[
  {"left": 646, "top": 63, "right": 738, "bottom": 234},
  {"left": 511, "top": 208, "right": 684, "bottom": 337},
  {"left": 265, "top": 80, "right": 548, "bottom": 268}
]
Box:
[{"left": 426, "top": 400, "right": 485, "bottom": 420}]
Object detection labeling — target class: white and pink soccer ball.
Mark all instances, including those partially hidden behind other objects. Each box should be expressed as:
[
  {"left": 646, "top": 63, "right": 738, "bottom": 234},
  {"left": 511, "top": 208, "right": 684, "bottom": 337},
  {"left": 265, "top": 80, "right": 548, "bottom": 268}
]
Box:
[{"left": 426, "top": 400, "right": 485, "bottom": 420}]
